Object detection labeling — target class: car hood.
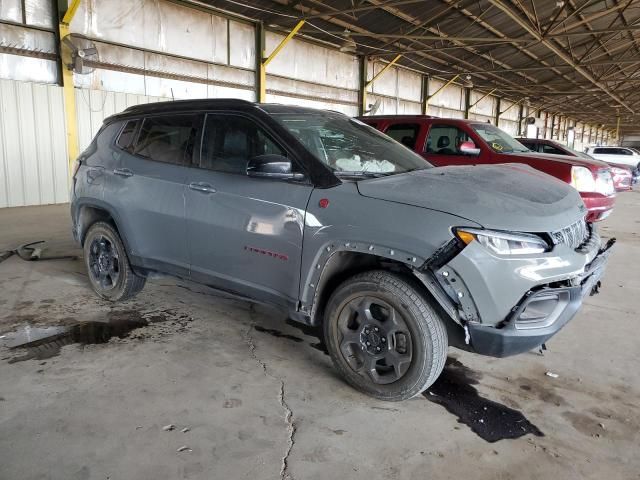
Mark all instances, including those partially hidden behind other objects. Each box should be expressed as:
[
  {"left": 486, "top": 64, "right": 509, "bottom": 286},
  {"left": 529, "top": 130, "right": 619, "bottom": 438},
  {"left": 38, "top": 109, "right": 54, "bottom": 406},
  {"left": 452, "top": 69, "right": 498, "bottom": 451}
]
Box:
[
  {"left": 357, "top": 164, "right": 587, "bottom": 232},
  {"left": 506, "top": 151, "right": 609, "bottom": 170}
]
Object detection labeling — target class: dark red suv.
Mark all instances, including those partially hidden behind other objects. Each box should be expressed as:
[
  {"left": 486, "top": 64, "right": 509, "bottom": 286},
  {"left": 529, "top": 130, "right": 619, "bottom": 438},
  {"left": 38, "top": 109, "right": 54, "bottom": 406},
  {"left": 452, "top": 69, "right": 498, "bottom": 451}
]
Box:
[{"left": 359, "top": 115, "right": 615, "bottom": 222}]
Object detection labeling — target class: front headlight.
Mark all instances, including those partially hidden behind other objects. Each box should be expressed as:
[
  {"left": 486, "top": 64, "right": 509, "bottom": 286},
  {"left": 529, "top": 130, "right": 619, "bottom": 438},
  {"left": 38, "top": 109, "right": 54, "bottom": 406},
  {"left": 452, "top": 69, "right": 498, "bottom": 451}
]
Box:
[
  {"left": 595, "top": 169, "right": 615, "bottom": 195},
  {"left": 570, "top": 166, "right": 596, "bottom": 192},
  {"left": 455, "top": 228, "right": 550, "bottom": 255}
]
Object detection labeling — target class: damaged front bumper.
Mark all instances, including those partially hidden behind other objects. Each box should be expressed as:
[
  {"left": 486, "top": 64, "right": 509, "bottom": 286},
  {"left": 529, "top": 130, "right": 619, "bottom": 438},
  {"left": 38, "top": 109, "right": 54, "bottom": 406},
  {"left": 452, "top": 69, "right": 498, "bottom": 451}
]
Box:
[{"left": 436, "top": 235, "right": 615, "bottom": 358}]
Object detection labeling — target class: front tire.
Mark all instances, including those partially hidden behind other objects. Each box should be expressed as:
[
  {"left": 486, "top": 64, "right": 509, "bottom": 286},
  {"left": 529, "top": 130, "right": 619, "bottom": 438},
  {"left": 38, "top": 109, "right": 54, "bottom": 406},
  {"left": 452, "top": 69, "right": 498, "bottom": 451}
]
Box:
[
  {"left": 323, "top": 270, "right": 448, "bottom": 401},
  {"left": 83, "top": 221, "right": 145, "bottom": 301}
]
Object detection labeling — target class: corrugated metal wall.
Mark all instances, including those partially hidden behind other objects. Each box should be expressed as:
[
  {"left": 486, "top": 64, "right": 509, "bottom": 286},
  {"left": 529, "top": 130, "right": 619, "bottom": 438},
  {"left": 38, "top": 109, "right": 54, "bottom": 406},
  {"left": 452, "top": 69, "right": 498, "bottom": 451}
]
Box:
[
  {"left": 0, "top": 79, "right": 68, "bottom": 208},
  {"left": 366, "top": 60, "right": 422, "bottom": 115},
  {"left": 265, "top": 32, "right": 359, "bottom": 115},
  {"left": 0, "top": 78, "right": 170, "bottom": 208}
]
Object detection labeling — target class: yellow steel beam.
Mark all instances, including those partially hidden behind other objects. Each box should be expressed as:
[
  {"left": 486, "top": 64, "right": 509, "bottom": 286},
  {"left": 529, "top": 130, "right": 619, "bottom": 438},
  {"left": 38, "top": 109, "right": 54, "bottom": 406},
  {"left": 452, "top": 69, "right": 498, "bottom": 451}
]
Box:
[
  {"left": 468, "top": 88, "right": 496, "bottom": 110},
  {"left": 59, "top": 0, "right": 82, "bottom": 176},
  {"left": 499, "top": 97, "right": 524, "bottom": 116},
  {"left": 365, "top": 54, "right": 402, "bottom": 89},
  {"left": 360, "top": 55, "right": 402, "bottom": 115},
  {"left": 259, "top": 19, "right": 305, "bottom": 102},
  {"left": 425, "top": 74, "right": 459, "bottom": 109},
  {"left": 61, "top": 0, "right": 81, "bottom": 24}
]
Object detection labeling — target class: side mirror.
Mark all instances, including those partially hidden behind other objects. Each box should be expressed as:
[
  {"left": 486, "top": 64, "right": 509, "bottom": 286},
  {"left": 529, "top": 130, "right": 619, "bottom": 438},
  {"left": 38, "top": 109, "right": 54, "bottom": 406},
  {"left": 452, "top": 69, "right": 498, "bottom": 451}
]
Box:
[
  {"left": 246, "top": 154, "right": 304, "bottom": 181},
  {"left": 459, "top": 140, "right": 481, "bottom": 156}
]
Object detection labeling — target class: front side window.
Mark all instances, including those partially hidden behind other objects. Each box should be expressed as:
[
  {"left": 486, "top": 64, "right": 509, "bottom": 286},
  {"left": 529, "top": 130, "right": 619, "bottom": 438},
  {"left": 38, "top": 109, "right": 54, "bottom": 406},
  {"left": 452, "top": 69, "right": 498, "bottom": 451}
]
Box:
[
  {"left": 593, "top": 147, "right": 610, "bottom": 154},
  {"left": 273, "top": 113, "right": 429, "bottom": 177},
  {"left": 134, "top": 114, "right": 200, "bottom": 165},
  {"left": 385, "top": 123, "right": 420, "bottom": 149},
  {"left": 425, "top": 125, "right": 473, "bottom": 155},
  {"left": 201, "top": 115, "right": 286, "bottom": 174},
  {"left": 116, "top": 120, "right": 139, "bottom": 153},
  {"left": 471, "top": 124, "right": 530, "bottom": 153}
]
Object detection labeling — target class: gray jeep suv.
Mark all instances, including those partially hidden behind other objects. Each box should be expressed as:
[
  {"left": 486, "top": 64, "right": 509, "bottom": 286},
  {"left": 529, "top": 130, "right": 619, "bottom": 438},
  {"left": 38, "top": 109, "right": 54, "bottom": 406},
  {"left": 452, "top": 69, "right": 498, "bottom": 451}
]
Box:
[{"left": 71, "top": 99, "right": 614, "bottom": 401}]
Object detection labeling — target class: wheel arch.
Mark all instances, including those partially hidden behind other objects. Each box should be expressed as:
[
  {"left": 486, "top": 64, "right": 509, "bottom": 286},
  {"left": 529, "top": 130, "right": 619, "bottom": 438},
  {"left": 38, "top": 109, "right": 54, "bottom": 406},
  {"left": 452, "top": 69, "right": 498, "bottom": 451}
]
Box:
[
  {"left": 74, "top": 200, "right": 131, "bottom": 253},
  {"left": 303, "top": 245, "right": 464, "bottom": 343}
]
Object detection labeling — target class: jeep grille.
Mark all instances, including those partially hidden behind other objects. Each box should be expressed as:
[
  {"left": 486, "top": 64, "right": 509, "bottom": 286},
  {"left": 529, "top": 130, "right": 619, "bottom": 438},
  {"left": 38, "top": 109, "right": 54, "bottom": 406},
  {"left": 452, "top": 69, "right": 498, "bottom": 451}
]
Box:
[{"left": 551, "top": 219, "right": 589, "bottom": 250}]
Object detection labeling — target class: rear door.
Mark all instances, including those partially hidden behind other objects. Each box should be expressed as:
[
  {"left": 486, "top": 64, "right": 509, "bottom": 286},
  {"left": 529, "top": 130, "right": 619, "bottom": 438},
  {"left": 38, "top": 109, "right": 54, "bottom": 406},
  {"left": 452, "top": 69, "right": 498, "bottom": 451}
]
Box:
[
  {"left": 185, "top": 112, "right": 313, "bottom": 306},
  {"left": 383, "top": 122, "right": 424, "bottom": 151},
  {"left": 109, "top": 113, "right": 202, "bottom": 276}
]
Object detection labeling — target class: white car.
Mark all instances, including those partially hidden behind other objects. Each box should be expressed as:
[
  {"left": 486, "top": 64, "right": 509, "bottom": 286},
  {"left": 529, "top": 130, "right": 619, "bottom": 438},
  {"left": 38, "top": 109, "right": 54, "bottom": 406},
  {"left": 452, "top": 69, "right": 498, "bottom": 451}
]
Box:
[{"left": 585, "top": 146, "right": 640, "bottom": 170}]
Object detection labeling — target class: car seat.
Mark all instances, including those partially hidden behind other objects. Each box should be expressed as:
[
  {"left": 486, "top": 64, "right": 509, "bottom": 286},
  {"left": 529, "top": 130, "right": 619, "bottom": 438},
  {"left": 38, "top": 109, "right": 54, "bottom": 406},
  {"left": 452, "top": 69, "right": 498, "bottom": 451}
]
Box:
[{"left": 437, "top": 136, "right": 454, "bottom": 155}]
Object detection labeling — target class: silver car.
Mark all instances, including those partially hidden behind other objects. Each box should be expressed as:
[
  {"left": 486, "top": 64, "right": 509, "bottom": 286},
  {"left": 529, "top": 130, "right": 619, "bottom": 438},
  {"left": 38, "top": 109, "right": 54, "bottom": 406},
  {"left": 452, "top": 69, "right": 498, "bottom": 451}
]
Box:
[{"left": 71, "top": 100, "right": 614, "bottom": 401}]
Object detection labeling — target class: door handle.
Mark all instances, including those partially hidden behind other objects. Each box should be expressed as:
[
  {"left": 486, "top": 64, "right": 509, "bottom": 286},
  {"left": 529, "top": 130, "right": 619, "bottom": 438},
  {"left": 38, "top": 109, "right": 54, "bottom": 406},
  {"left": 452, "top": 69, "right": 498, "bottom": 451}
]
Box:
[
  {"left": 113, "top": 168, "right": 133, "bottom": 177},
  {"left": 189, "top": 182, "right": 216, "bottom": 194}
]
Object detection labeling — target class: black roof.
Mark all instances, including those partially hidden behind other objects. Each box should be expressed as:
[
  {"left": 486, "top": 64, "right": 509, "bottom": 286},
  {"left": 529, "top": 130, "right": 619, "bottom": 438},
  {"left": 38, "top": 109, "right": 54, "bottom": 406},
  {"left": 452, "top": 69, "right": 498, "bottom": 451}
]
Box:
[{"left": 113, "top": 99, "right": 338, "bottom": 121}]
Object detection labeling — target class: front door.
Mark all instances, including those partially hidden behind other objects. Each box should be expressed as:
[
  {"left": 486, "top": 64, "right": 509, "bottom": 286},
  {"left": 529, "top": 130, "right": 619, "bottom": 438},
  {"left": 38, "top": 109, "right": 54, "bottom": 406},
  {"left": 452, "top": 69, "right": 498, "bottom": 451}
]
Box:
[
  {"left": 424, "top": 123, "right": 482, "bottom": 166},
  {"left": 185, "top": 113, "right": 313, "bottom": 307}
]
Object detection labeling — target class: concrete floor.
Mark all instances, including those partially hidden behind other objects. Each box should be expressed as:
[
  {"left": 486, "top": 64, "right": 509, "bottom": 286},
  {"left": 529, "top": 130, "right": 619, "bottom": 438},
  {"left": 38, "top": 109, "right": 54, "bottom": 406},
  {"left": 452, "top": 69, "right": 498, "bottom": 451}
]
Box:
[{"left": 0, "top": 193, "right": 639, "bottom": 480}]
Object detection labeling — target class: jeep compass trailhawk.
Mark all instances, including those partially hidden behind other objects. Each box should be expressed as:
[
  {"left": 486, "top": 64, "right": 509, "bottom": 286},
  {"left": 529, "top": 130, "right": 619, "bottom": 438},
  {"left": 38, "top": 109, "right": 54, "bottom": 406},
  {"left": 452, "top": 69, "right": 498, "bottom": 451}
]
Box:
[{"left": 71, "top": 100, "right": 614, "bottom": 401}]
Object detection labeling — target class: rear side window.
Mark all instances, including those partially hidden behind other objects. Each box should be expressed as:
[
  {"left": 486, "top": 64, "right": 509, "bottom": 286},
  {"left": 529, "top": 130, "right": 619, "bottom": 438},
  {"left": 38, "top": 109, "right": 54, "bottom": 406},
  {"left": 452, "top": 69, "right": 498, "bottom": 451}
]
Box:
[
  {"left": 385, "top": 123, "right": 420, "bottom": 149},
  {"left": 200, "top": 114, "right": 286, "bottom": 174},
  {"left": 542, "top": 144, "right": 565, "bottom": 155},
  {"left": 518, "top": 140, "right": 537, "bottom": 151},
  {"left": 134, "top": 114, "right": 200, "bottom": 165},
  {"left": 116, "top": 120, "right": 139, "bottom": 153},
  {"left": 594, "top": 147, "right": 614, "bottom": 154}
]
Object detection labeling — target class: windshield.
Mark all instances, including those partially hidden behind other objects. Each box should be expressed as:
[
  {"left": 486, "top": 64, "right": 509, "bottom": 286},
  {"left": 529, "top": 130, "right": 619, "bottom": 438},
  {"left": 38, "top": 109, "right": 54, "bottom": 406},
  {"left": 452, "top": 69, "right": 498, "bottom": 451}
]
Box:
[
  {"left": 471, "top": 124, "right": 530, "bottom": 153},
  {"left": 272, "top": 112, "right": 430, "bottom": 176}
]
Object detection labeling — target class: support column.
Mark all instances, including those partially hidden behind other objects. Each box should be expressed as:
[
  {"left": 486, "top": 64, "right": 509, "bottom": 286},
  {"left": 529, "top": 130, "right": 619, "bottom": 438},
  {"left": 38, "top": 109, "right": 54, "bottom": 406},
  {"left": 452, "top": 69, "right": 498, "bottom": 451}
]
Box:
[
  {"left": 358, "top": 56, "right": 368, "bottom": 116},
  {"left": 517, "top": 103, "right": 524, "bottom": 136},
  {"left": 464, "top": 87, "right": 471, "bottom": 119},
  {"left": 255, "top": 21, "right": 265, "bottom": 102},
  {"left": 494, "top": 97, "right": 501, "bottom": 125},
  {"left": 57, "top": 0, "right": 81, "bottom": 172},
  {"left": 421, "top": 75, "right": 429, "bottom": 115}
]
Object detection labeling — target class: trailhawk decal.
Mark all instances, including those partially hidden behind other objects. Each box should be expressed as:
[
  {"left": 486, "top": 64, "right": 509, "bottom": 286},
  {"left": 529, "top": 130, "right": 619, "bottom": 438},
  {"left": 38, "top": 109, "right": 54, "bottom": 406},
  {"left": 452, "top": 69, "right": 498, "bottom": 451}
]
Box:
[{"left": 244, "top": 246, "right": 289, "bottom": 261}]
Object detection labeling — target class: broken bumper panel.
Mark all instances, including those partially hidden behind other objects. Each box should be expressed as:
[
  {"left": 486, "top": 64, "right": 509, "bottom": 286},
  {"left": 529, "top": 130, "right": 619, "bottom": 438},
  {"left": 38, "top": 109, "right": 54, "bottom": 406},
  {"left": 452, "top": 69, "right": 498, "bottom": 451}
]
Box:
[{"left": 467, "top": 238, "right": 615, "bottom": 358}]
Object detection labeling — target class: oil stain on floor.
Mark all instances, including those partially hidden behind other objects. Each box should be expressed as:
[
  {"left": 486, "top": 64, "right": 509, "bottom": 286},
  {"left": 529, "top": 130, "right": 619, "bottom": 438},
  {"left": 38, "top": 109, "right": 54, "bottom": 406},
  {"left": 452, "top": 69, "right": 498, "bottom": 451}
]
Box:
[
  {"left": 425, "top": 357, "right": 544, "bottom": 443},
  {"left": 2, "top": 309, "right": 189, "bottom": 363}
]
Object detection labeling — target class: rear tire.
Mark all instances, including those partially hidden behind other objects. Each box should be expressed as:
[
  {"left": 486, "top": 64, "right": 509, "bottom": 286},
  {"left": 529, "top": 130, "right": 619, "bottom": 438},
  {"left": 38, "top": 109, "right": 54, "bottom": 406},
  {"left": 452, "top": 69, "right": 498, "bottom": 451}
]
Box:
[
  {"left": 83, "top": 221, "right": 145, "bottom": 301},
  {"left": 323, "top": 270, "right": 448, "bottom": 401}
]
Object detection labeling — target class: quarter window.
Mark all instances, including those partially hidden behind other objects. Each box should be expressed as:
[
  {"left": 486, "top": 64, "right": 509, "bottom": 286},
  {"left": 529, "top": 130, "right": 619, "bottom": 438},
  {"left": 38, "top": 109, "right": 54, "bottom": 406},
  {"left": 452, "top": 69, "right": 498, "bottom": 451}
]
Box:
[
  {"left": 134, "top": 114, "right": 200, "bottom": 165},
  {"left": 200, "top": 115, "right": 286, "bottom": 174},
  {"left": 385, "top": 123, "right": 420, "bottom": 149},
  {"left": 425, "top": 125, "right": 472, "bottom": 155},
  {"left": 116, "top": 120, "right": 139, "bottom": 152}
]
